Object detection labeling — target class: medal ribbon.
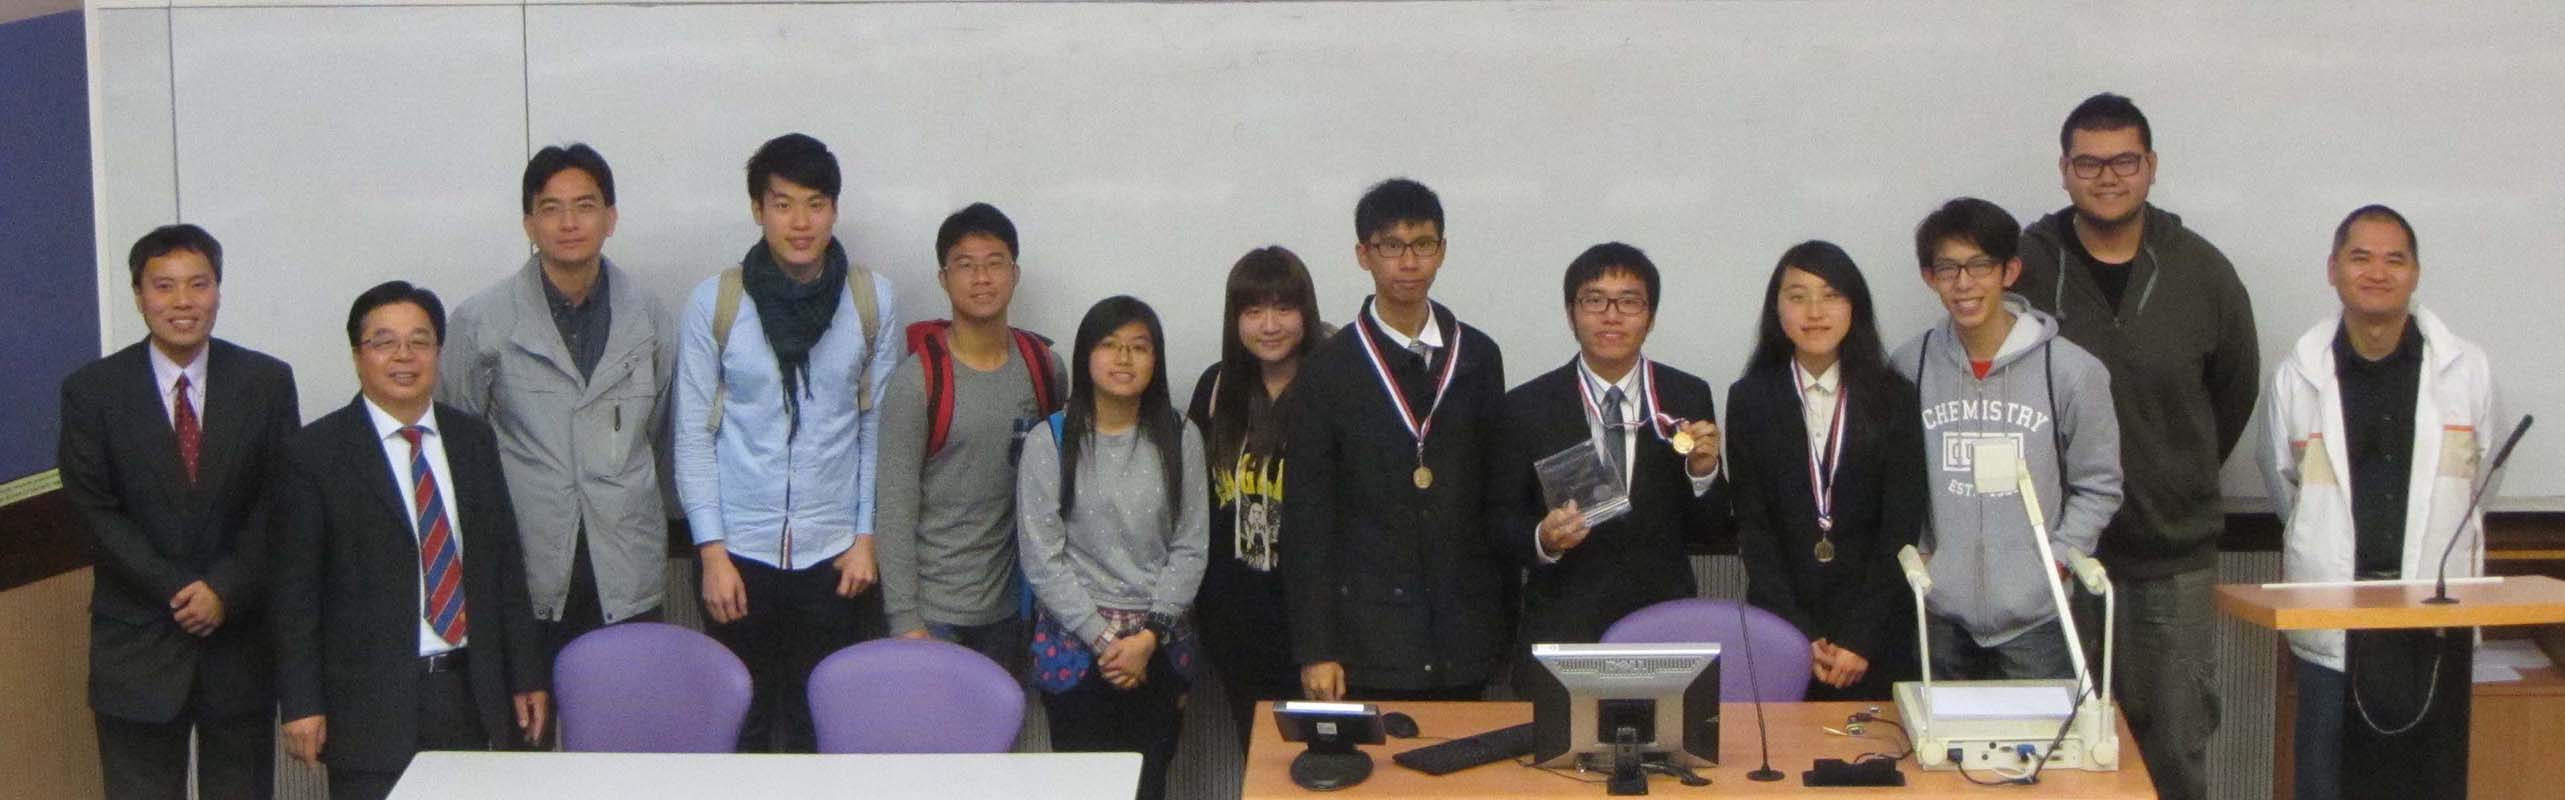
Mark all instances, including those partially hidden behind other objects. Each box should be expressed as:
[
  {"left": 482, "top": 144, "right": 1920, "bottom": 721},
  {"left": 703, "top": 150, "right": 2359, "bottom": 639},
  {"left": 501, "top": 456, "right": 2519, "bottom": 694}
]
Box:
[
  {"left": 1352, "top": 299, "right": 1465, "bottom": 459},
  {"left": 1793, "top": 360, "right": 1850, "bottom": 529}
]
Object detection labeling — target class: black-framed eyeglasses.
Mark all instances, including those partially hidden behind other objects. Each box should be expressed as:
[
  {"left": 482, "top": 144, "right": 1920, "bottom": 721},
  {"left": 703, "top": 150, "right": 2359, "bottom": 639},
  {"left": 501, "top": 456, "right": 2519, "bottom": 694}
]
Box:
[
  {"left": 2069, "top": 153, "right": 2145, "bottom": 180},
  {"left": 361, "top": 335, "right": 440, "bottom": 356},
  {"left": 1925, "top": 256, "right": 2004, "bottom": 284},
  {"left": 1575, "top": 294, "right": 1650, "bottom": 316},
  {"left": 1367, "top": 237, "right": 1445, "bottom": 258}
]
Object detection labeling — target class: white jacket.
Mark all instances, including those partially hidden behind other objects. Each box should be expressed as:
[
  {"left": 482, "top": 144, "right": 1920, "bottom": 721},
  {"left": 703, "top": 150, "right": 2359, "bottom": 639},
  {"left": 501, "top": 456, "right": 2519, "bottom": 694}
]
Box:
[{"left": 2259, "top": 307, "right": 2503, "bottom": 671}]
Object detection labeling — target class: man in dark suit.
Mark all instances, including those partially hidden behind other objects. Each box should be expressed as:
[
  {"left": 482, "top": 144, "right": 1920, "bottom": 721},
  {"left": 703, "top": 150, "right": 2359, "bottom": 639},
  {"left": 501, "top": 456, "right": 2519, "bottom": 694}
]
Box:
[
  {"left": 1493, "top": 242, "right": 1729, "bottom": 686},
  {"left": 1285, "top": 178, "right": 1512, "bottom": 702},
  {"left": 60, "top": 225, "right": 299, "bottom": 799},
  {"left": 272, "top": 281, "right": 549, "bottom": 800}
]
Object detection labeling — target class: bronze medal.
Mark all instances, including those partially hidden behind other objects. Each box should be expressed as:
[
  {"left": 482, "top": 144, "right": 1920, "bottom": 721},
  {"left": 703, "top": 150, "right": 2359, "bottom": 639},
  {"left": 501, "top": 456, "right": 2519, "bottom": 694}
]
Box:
[
  {"left": 1413, "top": 465, "right": 1434, "bottom": 490},
  {"left": 1814, "top": 537, "right": 1837, "bottom": 564}
]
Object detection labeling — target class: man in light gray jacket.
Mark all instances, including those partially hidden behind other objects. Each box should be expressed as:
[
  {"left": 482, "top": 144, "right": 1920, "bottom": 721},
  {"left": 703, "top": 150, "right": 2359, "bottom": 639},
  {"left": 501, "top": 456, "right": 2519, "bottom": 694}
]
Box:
[
  {"left": 442, "top": 143, "right": 677, "bottom": 663},
  {"left": 1891, "top": 198, "right": 2123, "bottom": 682}
]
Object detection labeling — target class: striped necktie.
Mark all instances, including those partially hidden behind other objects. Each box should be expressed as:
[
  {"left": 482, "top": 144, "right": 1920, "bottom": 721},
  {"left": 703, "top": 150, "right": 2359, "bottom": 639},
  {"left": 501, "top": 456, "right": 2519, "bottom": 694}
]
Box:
[{"left": 398, "top": 426, "right": 468, "bottom": 646}]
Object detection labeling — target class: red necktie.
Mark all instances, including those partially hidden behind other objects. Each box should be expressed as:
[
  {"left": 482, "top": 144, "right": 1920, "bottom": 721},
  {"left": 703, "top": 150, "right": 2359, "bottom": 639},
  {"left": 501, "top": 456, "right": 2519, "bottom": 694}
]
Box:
[
  {"left": 399, "top": 426, "right": 469, "bottom": 646},
  {"left": 173, "top": 375, "right": 201, "bottom": 485}
]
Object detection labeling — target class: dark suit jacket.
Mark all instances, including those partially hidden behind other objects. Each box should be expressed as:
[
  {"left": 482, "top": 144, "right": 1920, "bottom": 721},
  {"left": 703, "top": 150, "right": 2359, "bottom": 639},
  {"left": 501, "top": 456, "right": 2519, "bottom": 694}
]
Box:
[
  {"left": 1283, "top": 300, "right": 1511, "bottom": 692},
  {"left": 59, "top": 338, "right": 299, "bottom": 723},
  {"left": 1493, "top": 359, "right": 1730, "bottom": 652},
  {"left": 1725, "top": 363, "right": 1926, "bottom": 696},
  {"left": 272, "top": 399, "right": 546, "bottom": 772}
]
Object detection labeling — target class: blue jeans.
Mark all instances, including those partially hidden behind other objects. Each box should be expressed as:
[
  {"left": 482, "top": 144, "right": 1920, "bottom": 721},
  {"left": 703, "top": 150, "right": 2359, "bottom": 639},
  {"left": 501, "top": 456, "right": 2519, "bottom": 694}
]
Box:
[
  {"left": 1926, "top": 616, "right": 2077, "bottom": 681},
  {"left": 2293, "top": 657, "right": 2346, "bottom": 800}
]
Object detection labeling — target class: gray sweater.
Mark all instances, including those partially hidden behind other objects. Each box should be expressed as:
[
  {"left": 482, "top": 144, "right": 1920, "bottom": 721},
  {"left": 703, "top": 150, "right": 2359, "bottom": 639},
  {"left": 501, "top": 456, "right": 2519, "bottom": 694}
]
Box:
[
  {"left": 874, "top": 347, "right": 1064, "bottom": 635},
  {"left": 1891, "top": 296, "right": 2124, "bottom": 647},
  {"left": 1016, "top": 421, "right": 1210, "bottom": 647}
]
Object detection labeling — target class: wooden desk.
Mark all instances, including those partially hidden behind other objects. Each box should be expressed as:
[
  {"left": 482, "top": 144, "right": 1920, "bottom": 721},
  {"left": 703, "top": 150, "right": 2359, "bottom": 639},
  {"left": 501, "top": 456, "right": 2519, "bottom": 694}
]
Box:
[
  {"left": 2214, "top": 574, "right": 2565, "bottom": 630},
  {"left": 1242, "top": 701, "right": 2154, "bottom": 798}
]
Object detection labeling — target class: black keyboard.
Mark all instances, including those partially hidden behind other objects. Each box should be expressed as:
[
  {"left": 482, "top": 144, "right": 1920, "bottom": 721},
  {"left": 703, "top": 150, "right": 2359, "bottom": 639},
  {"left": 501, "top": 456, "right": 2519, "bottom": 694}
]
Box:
[{"left": 1392, "top": 723, "right": 1538, "bottom": 775}]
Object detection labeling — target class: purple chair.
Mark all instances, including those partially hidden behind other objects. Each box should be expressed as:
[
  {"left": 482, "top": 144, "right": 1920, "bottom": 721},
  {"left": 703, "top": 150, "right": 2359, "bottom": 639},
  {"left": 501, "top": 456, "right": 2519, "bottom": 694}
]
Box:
[
  {"left": 1601, "top": 598, "right": 1814, "bottom": 702},
  {"left": 553, "top": 622, "right": 751, "bottom": 752},
  {"left": 807, "top": 638, "right": 1025, "bottom": 754}
]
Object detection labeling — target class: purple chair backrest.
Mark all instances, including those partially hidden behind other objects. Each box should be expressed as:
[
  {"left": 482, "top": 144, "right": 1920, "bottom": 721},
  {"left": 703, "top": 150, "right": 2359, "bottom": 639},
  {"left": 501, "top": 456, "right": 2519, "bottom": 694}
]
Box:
[
  {"left": 1600, "top": 598, "right": 1814, "bottom": 702},
  {"left": 807, "top": 638, "right": 1025, "bottom": 754},
  {"left": 554, "top": 622, "right": 751, "bottom": 752}
]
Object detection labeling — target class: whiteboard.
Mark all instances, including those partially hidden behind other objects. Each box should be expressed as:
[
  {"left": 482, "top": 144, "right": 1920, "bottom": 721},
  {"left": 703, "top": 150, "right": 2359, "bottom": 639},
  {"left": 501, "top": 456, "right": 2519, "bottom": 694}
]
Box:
[{"left": 91, "top": 0, "right": 2565, "bottom": 509}]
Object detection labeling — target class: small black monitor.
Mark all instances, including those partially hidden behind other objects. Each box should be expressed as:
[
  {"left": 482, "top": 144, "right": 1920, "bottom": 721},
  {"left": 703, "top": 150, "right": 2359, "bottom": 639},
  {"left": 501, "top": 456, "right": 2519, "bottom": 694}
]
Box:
[{"left": 1520, "top": 642, "right": 1722, "bottom": 769}]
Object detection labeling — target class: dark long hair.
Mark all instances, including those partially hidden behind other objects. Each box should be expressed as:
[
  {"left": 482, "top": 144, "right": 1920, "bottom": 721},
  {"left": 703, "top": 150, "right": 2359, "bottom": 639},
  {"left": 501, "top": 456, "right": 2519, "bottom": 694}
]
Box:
[
  {"left": 1060, "top": 295, "right": 1187, "bottom": 517},
  {"left": 1194, "top": 246, "right": 1326, "bottom": 468},
  {"left": 1747, "top": 241, "right": 1906, "bottom": 428}
]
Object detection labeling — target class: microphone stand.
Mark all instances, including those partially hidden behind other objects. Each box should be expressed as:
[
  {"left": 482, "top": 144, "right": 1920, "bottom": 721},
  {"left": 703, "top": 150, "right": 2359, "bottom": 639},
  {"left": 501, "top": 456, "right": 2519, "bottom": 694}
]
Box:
[{"left": 2423, "top": 416, "right": 2533, "bottom": 605}]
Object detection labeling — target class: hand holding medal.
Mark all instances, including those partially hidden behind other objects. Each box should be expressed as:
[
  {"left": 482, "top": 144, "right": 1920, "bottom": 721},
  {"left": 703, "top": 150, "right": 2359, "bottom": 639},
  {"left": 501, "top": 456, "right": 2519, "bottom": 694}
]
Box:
[{"left": 1665, "top": 416, "right": 1721, "bottom": 476}]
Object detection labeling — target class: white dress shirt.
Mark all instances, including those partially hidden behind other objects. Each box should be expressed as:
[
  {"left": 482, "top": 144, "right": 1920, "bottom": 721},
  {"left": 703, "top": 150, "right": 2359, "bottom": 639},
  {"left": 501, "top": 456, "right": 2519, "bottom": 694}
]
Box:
[
  {"left": 1367, "top": 299, "right": 1445, "bottom": 357},
  {"left": 363, "top": 399, "right": 469, "bottom": 656},
  {"left": 147, "top": 343, "right": 208, "bottom": 427},
  {"left": 1797, "top": 360, "right": 1843, "bottom": 464}
]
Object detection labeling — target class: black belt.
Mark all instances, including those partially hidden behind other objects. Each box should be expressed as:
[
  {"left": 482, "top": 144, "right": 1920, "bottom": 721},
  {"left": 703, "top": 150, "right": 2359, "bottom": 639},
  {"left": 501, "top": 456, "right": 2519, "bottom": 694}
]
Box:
[{"left": 420, "top": 648, "right": 470, "bottom": 674}]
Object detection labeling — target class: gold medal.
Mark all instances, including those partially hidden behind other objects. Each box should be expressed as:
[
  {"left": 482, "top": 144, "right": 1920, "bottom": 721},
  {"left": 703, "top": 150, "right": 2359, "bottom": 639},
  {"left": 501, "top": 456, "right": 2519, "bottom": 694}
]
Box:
[
  {"left": 1814, "top": 537, "right": 1837, "bottom": 564},
  {"left": 1413, "top": 465, "right": 1434, "bottom": 490},
  {"left": 1670, "top": 430, "right": 1696, "bottom": 455}
]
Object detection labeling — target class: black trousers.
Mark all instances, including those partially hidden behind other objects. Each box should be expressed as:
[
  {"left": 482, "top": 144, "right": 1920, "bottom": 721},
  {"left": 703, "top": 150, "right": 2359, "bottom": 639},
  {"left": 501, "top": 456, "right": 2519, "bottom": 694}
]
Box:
[
  {"left": 707, "top": 553, "right": 879, "bottom": 753},
  {"left": 1043, "top": 649, "right": 1187, "bottom": 800},
  {"left": 2328, "top": 629, "right": 2472, "bottom": 800},
  {"left": 325, "top": 666, "right": 488, "bottom": 800},
  {"left": 94, "top": 703, "right": 273, "bottom": 800},
  {"left": 1220, "top": 672, "right": 1300, "bottom": 757}
]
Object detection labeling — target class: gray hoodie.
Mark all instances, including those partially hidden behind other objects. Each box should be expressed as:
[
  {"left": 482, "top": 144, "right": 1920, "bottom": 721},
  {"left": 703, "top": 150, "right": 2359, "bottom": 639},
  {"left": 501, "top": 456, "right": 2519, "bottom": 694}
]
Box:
[{"left": 1890, "top": 295, "right": 2123, "bottom": 647}]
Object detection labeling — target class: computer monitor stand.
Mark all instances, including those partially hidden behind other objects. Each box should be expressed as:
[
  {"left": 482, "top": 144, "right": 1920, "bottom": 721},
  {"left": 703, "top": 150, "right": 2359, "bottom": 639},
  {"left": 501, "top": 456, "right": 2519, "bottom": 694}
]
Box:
[{"left": 1289, "top": 739, "right": 1374, "bottom": 791}]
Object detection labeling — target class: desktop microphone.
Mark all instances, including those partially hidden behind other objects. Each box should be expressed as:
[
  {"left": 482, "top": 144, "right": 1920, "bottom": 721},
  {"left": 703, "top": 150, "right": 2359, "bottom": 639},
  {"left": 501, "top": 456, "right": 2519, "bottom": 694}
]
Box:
[
  {"left": 1737, "top": 601, "right": 1784, "bottom": 782},
  {"left": 2424, "top": 415, "right": 2532, "bottom": 605}
]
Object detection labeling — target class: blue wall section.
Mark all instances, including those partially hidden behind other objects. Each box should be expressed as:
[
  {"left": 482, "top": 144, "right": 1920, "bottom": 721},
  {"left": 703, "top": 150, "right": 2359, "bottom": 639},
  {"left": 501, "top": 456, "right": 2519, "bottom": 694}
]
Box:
[{"left": 0, "top": 11, "right": 100, "bottom": 482}]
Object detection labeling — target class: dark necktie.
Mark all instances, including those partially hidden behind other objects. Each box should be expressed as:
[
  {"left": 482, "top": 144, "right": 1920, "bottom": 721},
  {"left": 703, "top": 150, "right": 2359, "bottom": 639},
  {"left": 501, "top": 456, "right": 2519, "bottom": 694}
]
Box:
[
  {"left": 1603, "top": 386, "right": 1629, "bottom": 479},
  {"left": 173, "top": 375, "right": 200, "bottom": 485}
]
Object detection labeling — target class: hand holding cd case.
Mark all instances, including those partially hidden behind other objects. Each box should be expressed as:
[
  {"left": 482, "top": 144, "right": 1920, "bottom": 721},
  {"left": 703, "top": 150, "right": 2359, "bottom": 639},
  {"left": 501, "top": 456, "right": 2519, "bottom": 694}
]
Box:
[{"left": 1535, "top": 435, "right": 1630, "bottom": 527}]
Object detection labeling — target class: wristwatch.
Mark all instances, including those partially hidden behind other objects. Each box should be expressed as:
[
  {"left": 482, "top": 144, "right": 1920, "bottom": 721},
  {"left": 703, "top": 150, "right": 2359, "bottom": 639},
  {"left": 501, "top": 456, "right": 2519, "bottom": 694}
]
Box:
[{"left": 1144, "top": 611, "right": 1180, "bottom": 641}]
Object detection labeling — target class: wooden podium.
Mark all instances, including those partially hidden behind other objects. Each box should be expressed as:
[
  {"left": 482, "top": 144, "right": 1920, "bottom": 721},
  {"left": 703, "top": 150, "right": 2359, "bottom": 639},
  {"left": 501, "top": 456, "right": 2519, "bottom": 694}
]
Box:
[{"left": 2217, "top": 574, "right": 2565, "bottom": 799}]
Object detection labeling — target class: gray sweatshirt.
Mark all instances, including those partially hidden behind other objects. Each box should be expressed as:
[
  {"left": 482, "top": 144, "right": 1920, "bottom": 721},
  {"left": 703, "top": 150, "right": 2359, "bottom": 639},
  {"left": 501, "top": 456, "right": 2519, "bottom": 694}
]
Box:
[
  {"left": 1890, "top": 295, "right": 2124, "bottom": 647},
  {"left": 1016, "top": 421, "right": 1210, "bottom": 647},
  {"left": 874, "top": 347, "right": 1066, "bottom": 635}
]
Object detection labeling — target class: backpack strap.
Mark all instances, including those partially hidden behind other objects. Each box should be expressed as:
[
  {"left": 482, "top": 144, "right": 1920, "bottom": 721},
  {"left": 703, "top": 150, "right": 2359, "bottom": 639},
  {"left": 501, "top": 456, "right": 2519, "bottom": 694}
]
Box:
[
  {"left": 1014, "top": 328, "right": 1062, "bottom": 414},
  {"left": 2045, "top": 343, "right": 2066, "bottom": 477},
  {"left": 912, "top": 321, "right": 960, "bottom": 457},
  {"left": 1047, "top": 410, "right": 1066, "bottom": 443},
  {"left": 705, "top": 267, "right": 746, "bottom": 435},
  {"left": 848, "top": 266, "right": 881, "bottom": 414}
]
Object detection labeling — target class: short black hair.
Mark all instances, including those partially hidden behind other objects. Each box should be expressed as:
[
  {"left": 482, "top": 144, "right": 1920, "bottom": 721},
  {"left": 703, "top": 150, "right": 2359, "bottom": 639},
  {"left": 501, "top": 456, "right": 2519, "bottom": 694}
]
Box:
[
  {"left": 1914, "top": 197, "right": 2022, "bottom": 269},
  {"left": 2332, "top": 204, "right": 2419, "bottom": 261},
  {"left": 521, "top": 143, "right": 616, "bottom": 215},
  {"left": 2060, "top": 92, "right": 2152, "bottom": 153},
  {"left": 1354, "top": 178, "right": 1443, "bottom": 242},
  {"left": 1561, "top": 242, "right": 1661, "bottom": 314},
  {"left": 936, "top": 202, "right": 1019, "bottom": 263},
  {"left": 344, "top": 280, "right": 447, "bottom": 348},
  {"left": 126, "top": 224, "right": 223, "bottom": 288},
  {"left": 745, "top": 133, "right": 841, "bottom": 202}
]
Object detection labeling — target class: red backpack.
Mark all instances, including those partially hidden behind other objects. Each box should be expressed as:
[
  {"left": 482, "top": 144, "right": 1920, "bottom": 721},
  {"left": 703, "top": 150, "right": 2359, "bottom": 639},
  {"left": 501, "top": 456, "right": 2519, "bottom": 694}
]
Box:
[{"left": 904, "top": 320, "right": 1063, "bottom": 456}]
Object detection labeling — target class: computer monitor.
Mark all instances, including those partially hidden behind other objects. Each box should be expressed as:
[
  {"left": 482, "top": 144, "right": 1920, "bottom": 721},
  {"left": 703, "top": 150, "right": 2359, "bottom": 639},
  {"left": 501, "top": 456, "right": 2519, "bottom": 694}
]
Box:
[{"left": 1521, "top": 642, "right": 1721, "bottom": 769}]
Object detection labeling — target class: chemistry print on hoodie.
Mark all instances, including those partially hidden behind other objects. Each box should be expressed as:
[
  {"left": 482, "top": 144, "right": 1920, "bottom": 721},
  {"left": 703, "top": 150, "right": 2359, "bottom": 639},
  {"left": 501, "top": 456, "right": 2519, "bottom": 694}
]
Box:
[{"left": 1891, "top": 294, "right": 2125, "bottom": 649}]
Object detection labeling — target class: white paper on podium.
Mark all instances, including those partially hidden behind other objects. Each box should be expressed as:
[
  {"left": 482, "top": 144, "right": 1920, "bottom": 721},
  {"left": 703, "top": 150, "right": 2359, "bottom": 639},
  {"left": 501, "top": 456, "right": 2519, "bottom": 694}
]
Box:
[
  {"left": 1926, "top": 685, "right": 2075, "bottom": 720},
  {"left": 2473, "top": 664, "right": 2523, "bottom": 684},
  {"left": 2479, "top": 639, "right": 2555, "bottom": 671}
]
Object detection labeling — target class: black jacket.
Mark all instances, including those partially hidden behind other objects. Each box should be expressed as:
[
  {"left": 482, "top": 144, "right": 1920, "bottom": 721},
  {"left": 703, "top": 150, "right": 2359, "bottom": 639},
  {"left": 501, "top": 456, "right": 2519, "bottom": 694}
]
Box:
[
  {"left": 1492, "top": 359, "right": 1729, "bottom": 652},
  {"left": 1283, "top": 300, "right": 1509, "bottom": 692},
  {"left": 1726, "top": 363, "right": 1925, "bottom": 696},
  {"left": 2018, "top": 205, "right": 2259, "bottom": 579},
  {"left": 272, "top": 399, "right": 547, "bottom": 772},
  {"left": 59, "top": 339, "right": 299, "bottom": 723}
]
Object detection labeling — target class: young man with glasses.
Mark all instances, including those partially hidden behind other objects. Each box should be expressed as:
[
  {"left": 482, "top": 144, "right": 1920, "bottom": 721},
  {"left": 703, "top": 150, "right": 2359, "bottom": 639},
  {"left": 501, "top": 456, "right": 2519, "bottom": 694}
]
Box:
[
  {"left": 2014, "top": 92, "right": 2259, "bottom": 800},
  {"left": 1490, "top": 242, "right": 1728, "bottom": 695},
  {"left": 874, "top": 202, "right": 1066, "bottom": 670},
  {"left": 1891, "top": 198, "right": 2122, "bottom": 683},
  {"left": 1284, "top": 177, "right": 1511, "bottom": 702},
  {"left": 441, "top": 145, "right": 677, "bottom": 684}
]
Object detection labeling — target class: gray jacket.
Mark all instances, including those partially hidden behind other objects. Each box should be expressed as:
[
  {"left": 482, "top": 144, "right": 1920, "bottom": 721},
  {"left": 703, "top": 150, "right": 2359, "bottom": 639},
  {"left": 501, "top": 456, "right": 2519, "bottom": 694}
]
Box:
[
  {"left": 441, "top": 256, "right": 677, "bottom": 623},
  {"left": 1891, "top": 296, "right": 2123, "bottom": 646}
]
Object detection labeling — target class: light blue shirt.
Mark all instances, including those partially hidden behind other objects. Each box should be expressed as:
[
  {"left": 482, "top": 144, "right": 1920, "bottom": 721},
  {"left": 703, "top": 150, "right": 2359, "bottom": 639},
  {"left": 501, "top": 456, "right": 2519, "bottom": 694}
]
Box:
[{"left": 672, "top": 269, "right": 899, "bottom": 570}]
